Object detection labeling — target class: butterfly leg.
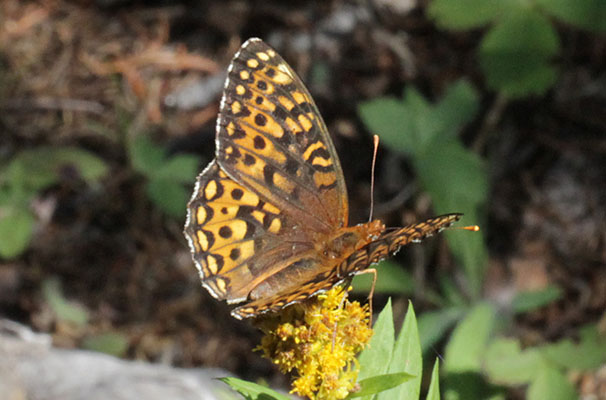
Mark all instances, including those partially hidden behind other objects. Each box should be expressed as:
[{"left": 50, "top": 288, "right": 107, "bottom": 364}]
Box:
[
  {"left": 354, "top": 268, "right": 377, "bottom": 326},
  {"left": 331, "top": 286, "right": 350, "bottom": 350}
]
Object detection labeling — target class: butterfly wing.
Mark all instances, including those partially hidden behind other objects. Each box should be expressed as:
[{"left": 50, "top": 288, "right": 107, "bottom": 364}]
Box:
[
  {"left": 185, "top": 160, "right": 319, "bottom": 303},
  {"left": 215, "top": 38, "right": 348, "bottom": 233},
  {"left": 231, "top": 214, "right": 464, "bottom": 318},
  {"left": 185, "top": 38, "right": 350, "bottom": 311}
]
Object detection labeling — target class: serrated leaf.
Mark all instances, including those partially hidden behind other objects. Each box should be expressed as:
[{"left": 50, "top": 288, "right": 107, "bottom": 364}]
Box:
[
  {"left": 146, "top": 178, "right": 189, "bottom": 218},
  {"left": 129, "top": 135, "right": 166, "bottom": 174},
  {"left": 82, "top": 332, "right": 129, "bottom": 357},
  {"left": 527, "top": 367, "right": 576, "bottom": 400},
  {"left": 348, "top": 372, "right": 414, "bottom": 398},
  {"left": 358, "top": 300, "right": 395, "bottom": 385},
  {"left": 512, "top": 286, "right": 562, "bottom": 313},
  {"left": 444, "top": 303, "right": 495, "bottom": 373},
  {"left": 479, "top": 11, "right": 560, "bottom": 97},
  {"left": 426, "top": 359, "right": 441, "bottom": 400},
  {"left": 418, "top": 307, "right": 467, "bottom": 353},
  {"left": 428, "top": 0, "right": 508, "bottom": 30},
  {"left": 0, "top": 206, "right": 35, "bottom": 259},
  {"left": 536, "top": 0, "right": 606, "bottom": 32},
  {"left": 220, "top": 377, "right": 291, "bottom": 400},
  {"left": 378, "top": 302, "right": 421, "bottom": 400},
  {"left": 351, "top": 260, "right": 414, "bottom": 295},
  {"left": 484, "top": 338, "right": 547, "bottom": 384}
]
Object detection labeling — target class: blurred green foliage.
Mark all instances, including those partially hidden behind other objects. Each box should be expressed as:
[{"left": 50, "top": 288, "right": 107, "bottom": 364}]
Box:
[
  {"left": 42, "top": 277, "right": 90, "bottom": 326},
  {"left": 0, "top": 147, "right": 109, "bottom": 259},
  {"left": 352, "top": 260, "right": 415, "bottom": 296},
  {"left": 359, "top": 80, "right": 488, "bottom": 298},
  {"left": 127, "top": 135, "right": 200, "bottom": 218},
  {"left": 441, "top": 302, "right": 594, "bottom": 399},
  {"left": 428, "top": 0, "right": 606, "bottom": 97},
  {"left": 81, "top": 332, "right": 129, "bottom": 357},
  {"left": 357, "top": 73, "right": 588, "bottom": 397}
]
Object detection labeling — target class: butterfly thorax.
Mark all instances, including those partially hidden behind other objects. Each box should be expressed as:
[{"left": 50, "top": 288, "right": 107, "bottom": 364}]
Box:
[{"left": 316, "top": 219, "right": 385, "bottom": 262}]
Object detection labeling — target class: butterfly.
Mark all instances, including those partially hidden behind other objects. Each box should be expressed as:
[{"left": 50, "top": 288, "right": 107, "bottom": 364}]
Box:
[{"left": 184, "top": 38, "right": 463, "bottom": 319}]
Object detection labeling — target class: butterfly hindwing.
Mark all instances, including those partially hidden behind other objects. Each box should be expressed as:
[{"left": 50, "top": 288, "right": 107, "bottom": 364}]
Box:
[{"left": 185, "top": 160, "right": 313, "bottom": 303}]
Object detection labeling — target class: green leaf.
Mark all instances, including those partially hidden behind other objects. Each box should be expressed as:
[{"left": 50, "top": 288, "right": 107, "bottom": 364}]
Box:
[
  {"left": 428, "top": 0, "right": 509, "bottom": 30},
  {"left": 444, "top": 219, "right": 487, "bottom": 300},
  {"left": 400, "top": 88, "right": 437, "bottom": 154},
  {"left": 7, "top": 146, "right": 109, "bottom": 190},
  {"left": 540, "top": 324, "right": 606, "bottom": 370},
  {"left": 437, "top": 274, "right": 468, "bottom": 307},
  {"left": 484, "top": 338, "right": 548, "bottom": 384},
  {"left": 479, "top": 11, "right": 560, "bottom": 97},
  {"left": 154, "top": 154, "right": 201, "bottom": 183},
  {"left": 444, "top": 303, "right": 495, "bottom": 373},
  {"left": 378, "top": 302, "right": 421, "bottom": 400},
  {"left": 358, "top": 300, "right": 395, "bottom": 383},
  {"left": 49, "top": 148, "right": 109, "bottom": 183},
  {"left": 351, "top": 260, "right": 414, "bottom": 295},
  {"left": 527, "top": 367, "right": 577, "bottom": 400},
  {"left": 432, "top": 80, "right": 480, "bottom": 139},
  {"left": 536, "top": 0, "right": 606, "bottom": 32},
  {"left": 81, "top": 332, "right": 129, "bottom": 357},
  {"left": 129, "top": 135, "right": 166, "bottom": 174},
  {"left": 418, "top": 307, "right": 467, "bottom": 353},
  {"left": 0, "top": 206, "right": 35, "bottom": 259},
  {"left": 348, "top": 373, "right": 414, "bottom": 398},
  {"left": 146, "top": 178, "right": 189, "bottom": 218},
  {"left": 511, "top": 286, "right": 562, "bottom": 313},
  {"left": 220, "top": 377, "right": 291, "bottom": 400},
  {"left": 359, "top": 82, "right": 487, "bottom": 299},
  {"left": 426, "top": 359, "right": 441, "bottom": 400},
  {"left": 416, "top": 140, "right": 488, "bottom": 298},
  {"left": 417, "top": 140, "right": 488, "bottom": 206},
  {"left": 358, "top": 97, "right": 415, "bottom": 157},
  {"left": 42, "top": 277, "right": 89, "bottom": 326}
]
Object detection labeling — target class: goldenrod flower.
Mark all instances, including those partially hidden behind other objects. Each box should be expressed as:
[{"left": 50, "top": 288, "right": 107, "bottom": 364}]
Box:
[{"left": 255, "top": 286, "right": 373, "bottom": 400}]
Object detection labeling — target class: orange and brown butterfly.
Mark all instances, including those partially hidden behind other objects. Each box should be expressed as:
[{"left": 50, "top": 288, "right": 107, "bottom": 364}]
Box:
[{"left": 184, "top": 38, "right": 464, "bottom": 320}]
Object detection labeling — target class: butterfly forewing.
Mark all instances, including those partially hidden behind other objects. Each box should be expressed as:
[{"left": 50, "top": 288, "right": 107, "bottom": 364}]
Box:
[{"left": 215, "top": 38, "right": 348, "bottom": 233}]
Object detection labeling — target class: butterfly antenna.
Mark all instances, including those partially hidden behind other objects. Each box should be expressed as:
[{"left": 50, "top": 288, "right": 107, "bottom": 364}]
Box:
[
  {"left": 368, "top": 135, "right": 380, "bottom": 223},
  {"left": 446, "top": 224, "right": 481, "bottom": 232}
]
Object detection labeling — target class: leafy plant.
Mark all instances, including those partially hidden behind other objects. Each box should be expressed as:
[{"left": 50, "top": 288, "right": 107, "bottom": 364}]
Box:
[
  {"left": 428, "top": 0, "right": 606, "bottom": 98},
  {"left": 221, "top": 301, "right": 444, "bottom": 400},
  {"left": 127, "top": 135, "right": 200, "bottom": 218},
  {"left": 359, "top": 80, "right": 488, "bottom": 298},
  {"left": 440, "top": 302, "right": 587, "bottom": 400},
  {"left": 0, "top": 146, "right": 109, "bottom": 259}
]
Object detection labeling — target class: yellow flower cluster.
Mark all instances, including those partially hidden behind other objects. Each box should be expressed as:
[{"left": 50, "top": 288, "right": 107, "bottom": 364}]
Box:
[{"left": 256, "top": 286, "right": 373, "bottom": 400}]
